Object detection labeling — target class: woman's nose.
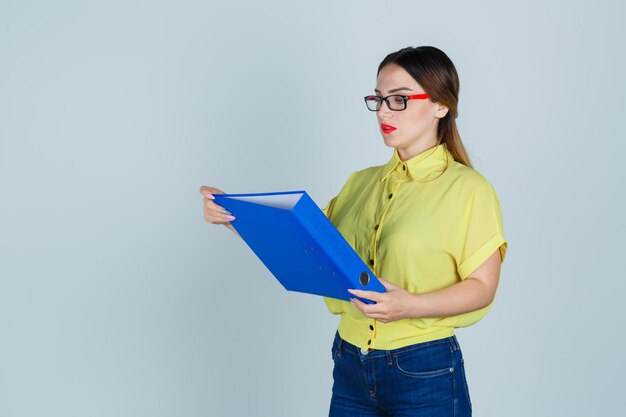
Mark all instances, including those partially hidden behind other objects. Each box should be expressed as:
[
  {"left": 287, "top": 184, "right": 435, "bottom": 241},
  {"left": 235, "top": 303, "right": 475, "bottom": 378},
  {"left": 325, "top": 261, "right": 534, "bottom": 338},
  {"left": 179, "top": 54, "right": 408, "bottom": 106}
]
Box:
[{"left": 378, "top": 100, "right": 393, "bottom": 118}]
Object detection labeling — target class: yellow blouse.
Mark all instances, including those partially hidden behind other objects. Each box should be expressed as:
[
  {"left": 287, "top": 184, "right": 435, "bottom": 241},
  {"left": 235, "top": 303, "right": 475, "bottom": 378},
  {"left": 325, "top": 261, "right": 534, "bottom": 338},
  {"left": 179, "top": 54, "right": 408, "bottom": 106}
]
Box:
[{"left": 322, "top": 143, "right": 507, "bottom": 350}]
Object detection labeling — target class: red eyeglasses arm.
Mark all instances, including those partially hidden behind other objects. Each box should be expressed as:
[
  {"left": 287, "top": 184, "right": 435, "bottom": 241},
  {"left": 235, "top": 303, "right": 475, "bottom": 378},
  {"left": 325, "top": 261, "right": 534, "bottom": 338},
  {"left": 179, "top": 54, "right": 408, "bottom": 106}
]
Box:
[
  {"left": 365, "top": 94, "right": 430, "bottom": 100},
  {"left": 406, "top": 94, "right": 430, "bottom": 99}
]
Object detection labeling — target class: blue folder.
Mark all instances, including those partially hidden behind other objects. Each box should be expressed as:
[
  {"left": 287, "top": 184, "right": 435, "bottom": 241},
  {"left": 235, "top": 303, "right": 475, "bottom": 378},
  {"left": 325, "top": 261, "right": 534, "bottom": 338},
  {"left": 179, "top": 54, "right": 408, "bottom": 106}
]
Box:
[{"left": 214, "top": 191, "right": 385, "bottom": 304}]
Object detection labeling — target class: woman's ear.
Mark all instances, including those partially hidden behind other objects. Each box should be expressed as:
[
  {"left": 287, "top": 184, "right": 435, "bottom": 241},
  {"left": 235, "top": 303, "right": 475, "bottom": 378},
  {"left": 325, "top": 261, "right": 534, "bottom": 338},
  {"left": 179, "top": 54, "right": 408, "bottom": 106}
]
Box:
[{"left": 435, "top": 104, "right": 449, "bottom": 119}]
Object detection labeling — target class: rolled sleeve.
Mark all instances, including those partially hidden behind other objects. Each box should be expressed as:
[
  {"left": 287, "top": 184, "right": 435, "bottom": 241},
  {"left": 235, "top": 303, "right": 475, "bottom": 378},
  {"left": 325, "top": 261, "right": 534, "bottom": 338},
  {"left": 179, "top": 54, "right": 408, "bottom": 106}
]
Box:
[{"left": 456, "top": 178, "right": 507, "bottom": 280}]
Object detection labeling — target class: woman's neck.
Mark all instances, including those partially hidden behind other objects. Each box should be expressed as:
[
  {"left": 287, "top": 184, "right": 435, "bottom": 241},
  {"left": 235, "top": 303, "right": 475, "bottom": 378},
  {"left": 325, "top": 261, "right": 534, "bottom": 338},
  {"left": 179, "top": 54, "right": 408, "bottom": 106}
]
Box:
[{"left": 396, "top": 136, "right": 439, "bottom": 161}]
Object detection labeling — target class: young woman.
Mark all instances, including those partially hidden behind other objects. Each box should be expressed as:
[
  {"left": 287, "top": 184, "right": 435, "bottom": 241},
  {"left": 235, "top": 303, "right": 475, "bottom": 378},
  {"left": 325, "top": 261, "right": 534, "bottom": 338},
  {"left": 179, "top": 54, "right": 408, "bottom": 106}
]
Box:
[{"left": 200, "top": 46, "right": 507, "bottom": 417}]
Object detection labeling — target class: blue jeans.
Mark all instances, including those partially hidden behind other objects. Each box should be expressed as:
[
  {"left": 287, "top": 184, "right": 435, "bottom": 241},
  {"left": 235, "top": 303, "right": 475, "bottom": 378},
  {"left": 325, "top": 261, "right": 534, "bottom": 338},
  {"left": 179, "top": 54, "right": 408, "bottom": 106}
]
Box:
[{"left": 329, "top": 331, "right": 472, "bottom": 417}]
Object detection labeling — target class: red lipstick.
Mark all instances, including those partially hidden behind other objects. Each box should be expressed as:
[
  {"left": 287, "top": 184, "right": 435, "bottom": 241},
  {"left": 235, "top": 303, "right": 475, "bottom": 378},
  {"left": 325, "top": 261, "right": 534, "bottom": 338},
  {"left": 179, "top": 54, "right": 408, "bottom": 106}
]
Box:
[{"left": 381, "top": 123, "right": 396, "bottom": 134}]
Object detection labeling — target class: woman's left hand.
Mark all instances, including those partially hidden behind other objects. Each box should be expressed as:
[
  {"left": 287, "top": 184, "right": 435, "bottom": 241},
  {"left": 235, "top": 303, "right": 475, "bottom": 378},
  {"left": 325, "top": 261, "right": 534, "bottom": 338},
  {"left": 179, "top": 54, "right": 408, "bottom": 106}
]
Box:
[{"left": 348, "top": 278, "right": 418, "bottom": 323}]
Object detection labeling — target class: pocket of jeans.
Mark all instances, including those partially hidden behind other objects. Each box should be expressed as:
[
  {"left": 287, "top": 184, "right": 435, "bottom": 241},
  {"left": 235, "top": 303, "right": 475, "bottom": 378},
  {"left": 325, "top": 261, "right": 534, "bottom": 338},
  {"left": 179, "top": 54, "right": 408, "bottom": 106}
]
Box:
[
  {"left": 393, "top": 345, "right": 454, "bottom": 378},
  {"left": 395, "top": 361, "right": 453, "bottom": 378}
]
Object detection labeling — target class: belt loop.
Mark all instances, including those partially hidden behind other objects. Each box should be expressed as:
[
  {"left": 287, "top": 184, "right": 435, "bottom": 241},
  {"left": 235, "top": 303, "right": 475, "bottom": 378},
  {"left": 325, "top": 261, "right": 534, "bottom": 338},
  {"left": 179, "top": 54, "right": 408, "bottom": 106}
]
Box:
[
  {"left": 385, "top": 349, "right": 392, "bottom": 366},
  {"left": 450, "top": 335, "right": 460, "bottom": 352}
]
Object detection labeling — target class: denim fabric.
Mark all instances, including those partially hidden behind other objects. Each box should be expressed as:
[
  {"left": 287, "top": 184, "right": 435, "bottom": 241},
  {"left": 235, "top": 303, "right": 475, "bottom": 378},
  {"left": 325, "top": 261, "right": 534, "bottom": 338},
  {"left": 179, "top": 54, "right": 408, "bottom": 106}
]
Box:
[{"left": 329, "top": 331, "right": 472, "bottom": 417}]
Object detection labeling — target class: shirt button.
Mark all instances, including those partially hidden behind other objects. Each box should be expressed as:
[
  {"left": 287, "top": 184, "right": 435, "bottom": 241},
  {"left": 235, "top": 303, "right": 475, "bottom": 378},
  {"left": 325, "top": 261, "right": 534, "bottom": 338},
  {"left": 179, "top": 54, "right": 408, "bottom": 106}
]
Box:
[
  {"left": 402, "top": 165, "right": 406, "bottom": 171},
  {"left": 374, "top": 224, "right": 379, "bottom": 230},
  {"left": 367, "top": 339, "right": 372, "bottom": 345},
  {"left": 369, "top": 325, "right": 374, "bottom": 331},
  {"left": 388, "top": 193, "right": 393, "bottom": 199},
  {"left": 369, "top": 259, "right": 374, "bottom": 266}
]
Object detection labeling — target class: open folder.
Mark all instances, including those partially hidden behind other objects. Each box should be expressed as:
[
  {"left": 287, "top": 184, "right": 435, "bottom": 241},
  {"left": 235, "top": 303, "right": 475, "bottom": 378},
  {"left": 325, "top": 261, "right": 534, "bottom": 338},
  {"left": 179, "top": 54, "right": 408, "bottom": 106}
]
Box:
[{"left": 214, "top": 191, "right": 385, "bottom": 304}]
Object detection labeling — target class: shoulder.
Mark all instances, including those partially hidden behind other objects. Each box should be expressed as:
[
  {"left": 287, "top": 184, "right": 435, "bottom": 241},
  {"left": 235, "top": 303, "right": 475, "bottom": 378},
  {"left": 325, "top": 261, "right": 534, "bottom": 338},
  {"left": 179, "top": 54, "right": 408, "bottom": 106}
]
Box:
[
  {"left": 347, "top": 164, "right": 386, "bottom": 185},
  {"left": 446, "top": 161, "right": 496, "bottom": 190},
  {"left": 331, "top": 163, "right": 385, "bottom": 204},
  {"left": 324, "top": 164, "right": 384, "bottom": 219},
  {"left": 331, "top": 164, "right": 386, "bottom": 195},
  {"left": 442, "top": 161, "right": 501, "bottom": 202}
]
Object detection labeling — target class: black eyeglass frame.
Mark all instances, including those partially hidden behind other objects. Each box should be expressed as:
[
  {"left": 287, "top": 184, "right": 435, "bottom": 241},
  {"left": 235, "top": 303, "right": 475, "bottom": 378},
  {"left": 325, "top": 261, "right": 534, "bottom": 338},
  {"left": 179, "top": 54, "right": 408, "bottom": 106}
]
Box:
[{"left": 363, "top": 93, "right": 431, "bottom": 111}]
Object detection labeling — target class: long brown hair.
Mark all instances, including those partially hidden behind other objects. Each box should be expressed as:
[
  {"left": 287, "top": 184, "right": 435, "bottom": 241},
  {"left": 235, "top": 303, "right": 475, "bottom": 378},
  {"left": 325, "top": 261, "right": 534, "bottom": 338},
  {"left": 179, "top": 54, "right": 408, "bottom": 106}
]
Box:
[{"left": 377, "top": 46, "right": 472, "bottom": 168}]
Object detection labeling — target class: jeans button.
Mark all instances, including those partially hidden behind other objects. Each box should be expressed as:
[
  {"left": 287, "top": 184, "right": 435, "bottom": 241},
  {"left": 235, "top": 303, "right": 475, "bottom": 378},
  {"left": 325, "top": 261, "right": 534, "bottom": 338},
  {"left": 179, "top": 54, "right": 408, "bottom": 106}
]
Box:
[{"left": 360, "top": 347, "right": 369, "bottom": 355}]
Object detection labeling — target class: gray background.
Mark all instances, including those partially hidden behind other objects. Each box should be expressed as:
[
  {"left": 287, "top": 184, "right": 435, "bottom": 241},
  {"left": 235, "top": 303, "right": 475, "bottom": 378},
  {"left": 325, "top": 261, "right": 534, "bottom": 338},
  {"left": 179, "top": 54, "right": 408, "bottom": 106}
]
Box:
[{"left": 1, "top": 1, "right": 624, "bottom": 416}]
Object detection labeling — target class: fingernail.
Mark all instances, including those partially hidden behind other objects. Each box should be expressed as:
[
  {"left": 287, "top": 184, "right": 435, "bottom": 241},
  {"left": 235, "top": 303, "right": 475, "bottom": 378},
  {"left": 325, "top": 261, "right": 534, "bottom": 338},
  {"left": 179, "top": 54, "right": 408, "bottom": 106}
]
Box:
[
  {"left": 227, "top": 216, "right": 236, "bottom": 221},
  {"left": 221, "top": 208, "right": 232, "bottom": 215},
  {"left": 205, "top": 193, "right": 215, "bottom": 200},
  {"left": 347, "top": 289, "right": 355, "bottom": 294}
]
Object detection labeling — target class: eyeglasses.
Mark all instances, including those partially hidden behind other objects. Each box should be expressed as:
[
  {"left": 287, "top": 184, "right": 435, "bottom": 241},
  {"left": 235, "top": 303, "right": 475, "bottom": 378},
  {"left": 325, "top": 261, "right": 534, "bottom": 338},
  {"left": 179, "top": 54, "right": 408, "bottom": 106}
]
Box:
[{"left": 363, "top": 94, "right": 430, "bottom": 111}]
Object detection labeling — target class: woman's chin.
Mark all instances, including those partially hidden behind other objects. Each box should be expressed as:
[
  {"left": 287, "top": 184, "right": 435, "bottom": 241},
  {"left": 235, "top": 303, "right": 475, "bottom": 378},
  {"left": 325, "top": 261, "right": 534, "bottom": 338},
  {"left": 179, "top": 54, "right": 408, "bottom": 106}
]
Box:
[{"left": 382, "top": 135, "right": 399, "bottom": 147}]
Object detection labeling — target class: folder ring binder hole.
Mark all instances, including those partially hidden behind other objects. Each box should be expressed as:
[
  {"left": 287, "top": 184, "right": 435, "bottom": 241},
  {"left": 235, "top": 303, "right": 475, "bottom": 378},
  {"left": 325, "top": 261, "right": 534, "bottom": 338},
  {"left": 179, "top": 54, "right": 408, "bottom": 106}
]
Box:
[{"left": 360, "top": 271, "right": 370, "bottom": 286}]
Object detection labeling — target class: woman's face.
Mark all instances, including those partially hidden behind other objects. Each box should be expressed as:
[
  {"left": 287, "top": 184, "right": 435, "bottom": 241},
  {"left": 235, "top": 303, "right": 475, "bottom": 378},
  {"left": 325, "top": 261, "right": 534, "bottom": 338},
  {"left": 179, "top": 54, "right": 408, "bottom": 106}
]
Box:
[{"left": 375, "top": 63, "right": 448, "bottom": 160}]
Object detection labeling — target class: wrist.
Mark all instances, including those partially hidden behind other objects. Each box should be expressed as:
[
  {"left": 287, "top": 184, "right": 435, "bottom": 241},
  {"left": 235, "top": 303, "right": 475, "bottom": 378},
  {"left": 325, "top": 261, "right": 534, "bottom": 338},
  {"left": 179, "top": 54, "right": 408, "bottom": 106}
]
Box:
[{"left": 407, "top": 293, "right": 424, "bottom": 319}]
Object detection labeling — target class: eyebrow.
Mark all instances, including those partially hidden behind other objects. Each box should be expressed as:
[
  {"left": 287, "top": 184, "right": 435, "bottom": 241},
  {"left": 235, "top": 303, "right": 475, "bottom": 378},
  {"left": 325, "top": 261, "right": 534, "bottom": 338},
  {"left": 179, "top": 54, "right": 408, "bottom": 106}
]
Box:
[{"left": 374, "top": 87, "right": 414, "bottom": 94}]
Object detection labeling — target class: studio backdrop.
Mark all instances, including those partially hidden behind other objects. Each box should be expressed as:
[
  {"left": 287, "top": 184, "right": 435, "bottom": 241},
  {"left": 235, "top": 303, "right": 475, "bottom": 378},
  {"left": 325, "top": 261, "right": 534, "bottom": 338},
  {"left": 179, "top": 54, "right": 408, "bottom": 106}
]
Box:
[{"left": 1, "top": 1, "right": 624, "bottom": 416}]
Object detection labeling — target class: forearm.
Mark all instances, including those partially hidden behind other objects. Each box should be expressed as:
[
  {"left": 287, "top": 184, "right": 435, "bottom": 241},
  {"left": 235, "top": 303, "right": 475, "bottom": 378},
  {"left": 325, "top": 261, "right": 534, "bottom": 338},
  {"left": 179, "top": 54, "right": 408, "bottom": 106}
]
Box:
[
  {"left": 407, "top": 277, "right": 496, "bottom": 318},
  {"left": 349, "top": 250, "right": 502, "bottom": 323}
]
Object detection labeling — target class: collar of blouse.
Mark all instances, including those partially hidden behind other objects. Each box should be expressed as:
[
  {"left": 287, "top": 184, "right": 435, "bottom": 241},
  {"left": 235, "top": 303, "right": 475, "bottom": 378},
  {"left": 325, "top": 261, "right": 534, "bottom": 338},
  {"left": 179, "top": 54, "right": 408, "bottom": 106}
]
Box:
[{"left": 380, "top": 143, "right": 453, "bottom": 183}]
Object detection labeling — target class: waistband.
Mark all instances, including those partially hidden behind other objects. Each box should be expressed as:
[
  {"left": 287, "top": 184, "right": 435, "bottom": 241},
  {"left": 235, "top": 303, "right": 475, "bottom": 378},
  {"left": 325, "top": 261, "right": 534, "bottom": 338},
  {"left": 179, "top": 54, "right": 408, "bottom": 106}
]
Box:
[{"left": 333, "top": 330, "right": 461, "bottom": 360}]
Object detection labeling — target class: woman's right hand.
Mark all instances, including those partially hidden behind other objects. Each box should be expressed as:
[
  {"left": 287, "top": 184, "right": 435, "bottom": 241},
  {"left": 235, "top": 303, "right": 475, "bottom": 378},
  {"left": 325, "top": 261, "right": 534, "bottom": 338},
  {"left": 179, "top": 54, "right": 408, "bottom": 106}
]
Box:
[{"left": 199, "top": 185, "right": 238, "bottom": 234}]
